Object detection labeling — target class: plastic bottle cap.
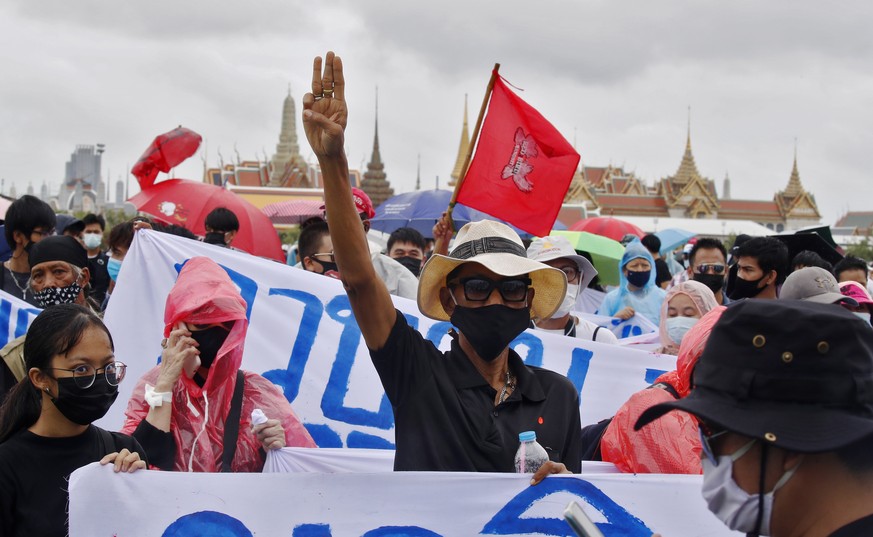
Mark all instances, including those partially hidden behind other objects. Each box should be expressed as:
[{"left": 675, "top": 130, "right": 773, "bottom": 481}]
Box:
[{"left": 518, "top": 430, "right": 536, "bottom": 442}]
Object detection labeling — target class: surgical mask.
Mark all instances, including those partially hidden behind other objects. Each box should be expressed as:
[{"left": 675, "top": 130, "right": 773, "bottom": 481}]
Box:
[
  {"left": 50, "top": 376, "right": 119, "bottom": 425},
  {"left": 625, "top": 270, "right": 650, "bottom": 289},
  {"left": 395, "top": 256, "right": 422, "bottom": 278},
  {"left": 729, "top": 275, "right": 767, "bottom": 300},
  {"left": 107, "top": 257, "right": 122, "bottom": 282},
  {"left": 665, "top": 316, "right": 698, "bottom": 345},
  {"left": 189, "top": 325, "right": 231, "bottom": 369},
  {"left": 701, "top": 440, "right": 800, "bottom": 535},
  {"left": 83, "top": 233, "right": 103, "bottom": 249},
  {"left": 552, "top": 283, "right": 579, "bottom": 319},
  {"left": 854, "top": 311, "right": 871, "bottom": 324},
  {"left": 450, "top": 303, "right": 530, "bottom": 362},
  {"left": 317, "top": 259, "right": 340, "bottom": 278},
  {"left": 33, "top": 282, "right": 82, "bottom": 308},
  {"left": 693, "top": 272, "right": 725, "bottom": 295}
]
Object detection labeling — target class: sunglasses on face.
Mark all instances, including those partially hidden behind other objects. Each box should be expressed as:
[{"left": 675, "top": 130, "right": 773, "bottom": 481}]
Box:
[
  {"left": 694, "top": 263, "right": 726, "bottom": 275},
  {"left": 450, "top": 276, "right": 532, "bottom": 303}
]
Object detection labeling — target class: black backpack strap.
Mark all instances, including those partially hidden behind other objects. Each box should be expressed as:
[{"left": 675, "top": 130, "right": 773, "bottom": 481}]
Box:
[
  {"left": 592, "top": 326, "right": 601, "bottom": 341},
  {"left": 96, "top": 426, "right": 116, "bottom": 454},
  {"left": 650, "top": 381, "right": 681, "bottom": 399},
  {"left": 221, "top": 370, "right": 246, "bottom": 472}
]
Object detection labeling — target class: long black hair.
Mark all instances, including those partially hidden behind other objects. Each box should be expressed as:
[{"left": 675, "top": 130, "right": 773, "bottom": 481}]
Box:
[{"left": 0, "top": 304, "right": 114, "bottom": 443}]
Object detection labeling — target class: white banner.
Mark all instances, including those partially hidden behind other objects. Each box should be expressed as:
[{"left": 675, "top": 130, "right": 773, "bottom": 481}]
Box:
[
  {"left": 0, "top": 289, "right": 41, "bottom": 349},
  {"left": 263, "top": 447, "right": 621, "bottom": 475},
  {"left": 100, "top": 230, "right": 677, "bottom": 446},
  {"left": 69, "top": 462, "right": 735, "bottom": 536}
]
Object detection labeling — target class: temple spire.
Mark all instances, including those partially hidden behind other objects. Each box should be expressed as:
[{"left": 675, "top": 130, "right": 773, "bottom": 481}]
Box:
[
  {"left": 360, "top": 86, "right": 394, "bottom": 206},
  {"left": 783, "top": 141, "right": 803, "bottom": 198},
  {"left": 270, "top": 85, "right": 306, "bottom": 186},
  {"left": 415, "top": 153, "right": 421, "bottom": 190},
  {"left": 672, "top": 108, "right": 703, "bottom": 184},
  {"left": 449, "top": 94, "right": 470, "bottom": 186}
]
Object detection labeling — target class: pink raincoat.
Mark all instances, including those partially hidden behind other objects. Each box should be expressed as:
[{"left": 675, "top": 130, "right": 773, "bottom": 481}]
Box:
[
  {"left": 122, "top": 257, "right": 315, "bottom": 472},
  {"left": 600, "top": 306, "right": 725, "bottom": 474}
]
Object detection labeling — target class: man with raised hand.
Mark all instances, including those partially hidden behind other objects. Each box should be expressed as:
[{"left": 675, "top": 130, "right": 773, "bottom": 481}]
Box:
[{"left": 301, "top": 51, "right": 582, "bottom": 481}]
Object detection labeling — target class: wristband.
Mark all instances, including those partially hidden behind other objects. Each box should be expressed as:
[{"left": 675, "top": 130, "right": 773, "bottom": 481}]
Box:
[{"left": 145, "top": 383, "right": 173, "bottom": 408}]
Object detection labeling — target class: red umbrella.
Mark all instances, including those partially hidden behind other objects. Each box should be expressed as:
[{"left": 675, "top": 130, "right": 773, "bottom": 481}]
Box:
[
  {"left": 129, "top": 179, "right": 284, "bottom": 262},
  {"left": 131, "top": 127, "right": 203, "bottom": 190},
  {"left": 261, "top": 199, "right": 324, "bottom": 226},
  {"left": 569, "top": 216, "right": 644, "bottom": 242}
]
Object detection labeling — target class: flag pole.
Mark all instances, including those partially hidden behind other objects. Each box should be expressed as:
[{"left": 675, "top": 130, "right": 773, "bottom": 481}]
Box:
[{"left": 434, "top": 63, "right": 500, "bottom": 255}]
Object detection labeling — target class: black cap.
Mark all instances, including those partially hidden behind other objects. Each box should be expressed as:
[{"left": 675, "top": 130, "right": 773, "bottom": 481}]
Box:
[
  {"left": 635, "top": 299, "right": 873, "bottom": 452},
  {"left": 28, "top": 235, "right": 88, "bottom": 269}
]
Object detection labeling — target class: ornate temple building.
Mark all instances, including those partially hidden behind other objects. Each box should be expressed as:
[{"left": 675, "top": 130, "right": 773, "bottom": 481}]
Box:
[
  {"left": 358, "top": 90, "right": 394, "bottom": 206},
  {"left": 556, "top": 128, "right": 820, "bottom": 232}
]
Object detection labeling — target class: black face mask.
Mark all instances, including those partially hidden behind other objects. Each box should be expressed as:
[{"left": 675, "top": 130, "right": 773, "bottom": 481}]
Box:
[
  {"left": 450, "top": 304, "right": 530, "bottom": 362},
  {"left": 204, "top": 232, "right": 228, "bottom": 247},
  {"left": 693, "top": 273, "right": 725, "bottom": 295},
  {"left": 51, "top": 376, "right": 119, "bottom": 425},
  {"left": 190, "top": 325, "right": 231, "bottom": 369},
  {"left": 316, "top": 259, "right": 339, "bottom": 276},
  {"left": 728, "top": 275, "right": 767, "bottom": 300},
  {"left": 625, "top": 270, "right": 651, "bottom": 289},
  {"left": 395, "top": 256, "right": 422, "bottom": 278}
]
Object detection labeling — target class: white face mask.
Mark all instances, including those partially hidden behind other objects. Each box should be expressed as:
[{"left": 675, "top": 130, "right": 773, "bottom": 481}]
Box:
[
  {"left": 83, "top": 233, "right": 103, "bottom": 249},
  {"left": 665, "top": 316, "right": 698, "bottom": 345},
  {"left": 854, "top": 311, "right": 871, "bottom": 324},
  {"left": 701, "top": 439, "right": 800, "bottom": 535},
  {"left": 552, "top": 283, "right": 579, "bottom": 318}
]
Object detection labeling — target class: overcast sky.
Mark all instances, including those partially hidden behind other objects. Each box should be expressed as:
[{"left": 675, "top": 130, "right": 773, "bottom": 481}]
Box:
[{"left": 1, "top": 1, "right": 870, "bottom": 225}]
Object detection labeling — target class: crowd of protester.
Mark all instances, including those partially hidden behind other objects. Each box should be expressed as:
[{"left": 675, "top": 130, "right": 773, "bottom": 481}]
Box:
[{"left": 2, "top": 50, "right": 873, "bottom": 536}]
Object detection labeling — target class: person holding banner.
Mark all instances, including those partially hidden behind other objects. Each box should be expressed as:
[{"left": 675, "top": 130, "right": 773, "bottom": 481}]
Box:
[
  {"left": 121, "top": 257, "right": 315, "bottom": 472},
  {"left": 597, "top": 240, "right": 667, "bottom": 326},
  {"left": 302, "top": 51, "right": 581, "bottom": 480},
  {"left": 636, "top": 300, "right": 873, "bottom": 537},
  {"left": 0, "top": 304, "right": 146, "bottom": 537}
]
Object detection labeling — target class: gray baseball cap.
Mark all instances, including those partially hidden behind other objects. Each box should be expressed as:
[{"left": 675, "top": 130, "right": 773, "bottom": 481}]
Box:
[{"left": 780, "top": 266, "right": 858, "bottom": 306}]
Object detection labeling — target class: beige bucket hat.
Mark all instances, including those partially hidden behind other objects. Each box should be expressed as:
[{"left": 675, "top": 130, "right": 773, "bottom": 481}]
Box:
[{"left": 417, "top": 220, "right": 567, "bottom": 321}]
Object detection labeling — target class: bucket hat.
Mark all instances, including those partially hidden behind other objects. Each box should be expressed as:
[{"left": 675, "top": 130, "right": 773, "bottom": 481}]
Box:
[
  {"left": 635, "top": 299, "right": 873, "bottom": 452},
  {"left": 526, "top": 235, "right": 597, "bottom": 291},
  {"left": 840, "top": 281, "right": 873, "bottom": 307},
  {"left": 417, "top": 220, "right": 566, "bottom": 321}
]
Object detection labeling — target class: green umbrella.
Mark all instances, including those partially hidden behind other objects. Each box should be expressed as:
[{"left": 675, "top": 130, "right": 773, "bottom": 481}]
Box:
[{"left": 549, "top": 230, "right": 625, "bottom": 287}]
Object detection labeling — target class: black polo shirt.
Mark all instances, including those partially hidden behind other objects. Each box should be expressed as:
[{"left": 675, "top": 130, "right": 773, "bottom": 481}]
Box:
[
  {"left": 831, "top": 514, "right": 873, "bottom": 536},
  {"left": 370, "top": 310, "right": 582, "bottom": 473}
]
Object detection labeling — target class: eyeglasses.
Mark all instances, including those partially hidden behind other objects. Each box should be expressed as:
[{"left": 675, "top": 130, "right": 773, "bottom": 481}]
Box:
[
  {"left": 694, "top": 263, "right": 726, "bottom": 275},
  {"left": 698, "top": 426, "right": 756, "bottom": 466},
  {"left": 554, "top": 265, "right": 580, "bottom": 283},
  {"left": 31, "top": 228, "right": 55, "bottom": 239},
  {"left": 450, "top": 276, "right": 532, "bottom": 303},
  {"left": 311, "top": 252, "right": 336, "bottom": 263},
  {"left": 50, "top": 362, "right": 127, "bottom": 389}
]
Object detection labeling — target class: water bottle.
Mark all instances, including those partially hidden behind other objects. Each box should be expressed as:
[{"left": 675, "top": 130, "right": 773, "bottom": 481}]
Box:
[{"left": 514, "top": 430, "right": 549, "bottom": 473}]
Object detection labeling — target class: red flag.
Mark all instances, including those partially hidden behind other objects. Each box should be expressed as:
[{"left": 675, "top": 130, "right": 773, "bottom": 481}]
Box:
[
  {"left": 131, "top": 127, "right": 203, "bottom": 189},
  {"left": 456, "top": 73, "right": 580, "bottom": 237}
]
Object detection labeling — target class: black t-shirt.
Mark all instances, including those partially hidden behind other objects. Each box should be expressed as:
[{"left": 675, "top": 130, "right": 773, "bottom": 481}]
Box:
[
  {"left": 654, "top": 258, "right": 672, "bottom": 287},
  {"left": 830, "top": 513, "right": 873, "bottom": 536},
  {"left": 0, "top": 426, "right": 146, "bottom": 537},
  {"left": 0, "top": 267, "right": 40, "bottom": 307},
  {"left": 87, "top": 251, "right": 111, "bottom": 307},
  {"left": 370, "top": 310, "right": 583, "bottom": 473}
]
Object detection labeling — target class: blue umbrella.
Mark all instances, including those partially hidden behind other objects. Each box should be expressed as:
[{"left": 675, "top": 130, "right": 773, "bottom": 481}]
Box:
[
  {"left": 655, "top": 227, "right": 697, "bottom": 256},
  {"left": 371, "top": 190, "right": 544, "bottom": 239}
]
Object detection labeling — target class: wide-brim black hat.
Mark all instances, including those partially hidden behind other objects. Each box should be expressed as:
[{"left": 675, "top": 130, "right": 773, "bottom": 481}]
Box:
[{"left": 636, "top": 299, "right": 873, "bottom": 452}]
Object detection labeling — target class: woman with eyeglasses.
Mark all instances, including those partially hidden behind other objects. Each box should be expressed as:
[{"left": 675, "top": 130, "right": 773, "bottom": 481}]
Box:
[
  {"left": 0, "top": 304, "right": 146, "bottom": 537},
  {"left": 121, "top": 256, "right": 315, "bottom": 472}
]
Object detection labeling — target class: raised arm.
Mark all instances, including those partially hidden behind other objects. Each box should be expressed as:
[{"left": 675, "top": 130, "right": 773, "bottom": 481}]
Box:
[{"left": 302, "top": 51, "right": 397, "bottom": 350}]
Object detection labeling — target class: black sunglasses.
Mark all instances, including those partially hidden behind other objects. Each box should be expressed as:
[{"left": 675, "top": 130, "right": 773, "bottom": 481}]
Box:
[
  {"left": 450, "top": 276, "right": 532, "bottom": 303},
  {"left": 694, "top": 263, "right": 726, "bottom": 275}
]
